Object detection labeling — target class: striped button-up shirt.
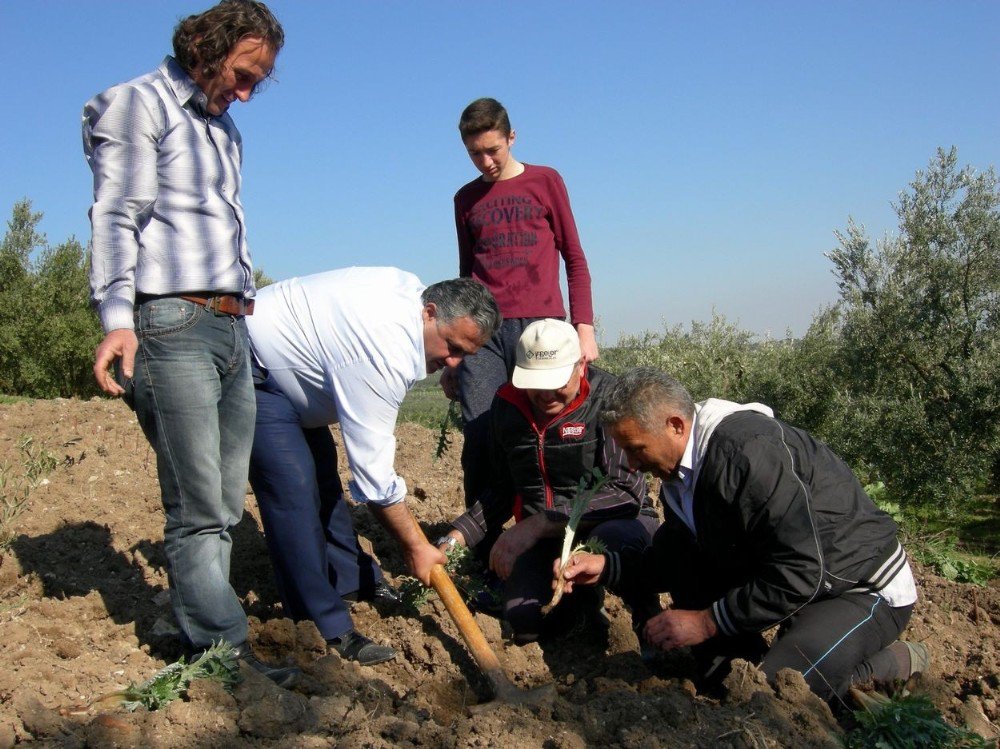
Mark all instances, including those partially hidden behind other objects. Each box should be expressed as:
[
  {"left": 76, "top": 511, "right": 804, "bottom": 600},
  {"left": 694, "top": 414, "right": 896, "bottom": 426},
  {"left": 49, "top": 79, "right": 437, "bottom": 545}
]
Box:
[{"left": 83, "top": 56, "right": 255, "bottom": 333}]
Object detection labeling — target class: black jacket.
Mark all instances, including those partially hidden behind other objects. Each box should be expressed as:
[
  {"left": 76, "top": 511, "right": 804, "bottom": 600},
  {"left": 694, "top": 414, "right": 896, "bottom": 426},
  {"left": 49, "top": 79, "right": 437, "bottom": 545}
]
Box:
[
  {"left": 605, "top": 410, "right": 908, "bottom": 635},
  {"left": 452, "top": 365, "right": 648, "bottom": 547}
]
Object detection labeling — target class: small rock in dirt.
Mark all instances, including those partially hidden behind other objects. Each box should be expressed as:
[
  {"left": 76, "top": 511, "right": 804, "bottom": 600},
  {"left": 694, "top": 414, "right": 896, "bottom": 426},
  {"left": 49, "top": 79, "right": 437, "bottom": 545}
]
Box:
[
  {"left": 773, "top": 669, "right": 837, "bottom": 730},
  {"left": 722, "top": 658, "right": 772, "bottom": 703},
  {"left": 379, "top": 716, "right": 422, "bottom": 743},
  {"left": 310, "top": 694, "right": 354, "bottom": 732},
  {"left": 295, "top": 619, "right": 327, "bottom": 654},
  {"left": 0, "top": 718, "right": 17, "bottom": 749},
  {"left": 960, "top": 696, "right": 1000, "bottom": 740},
  {"left": 543, "top": 729, "right": 587, "bottom": 749},
  {"left": 150, "top": 616, "right": 180, "bottom": 637},
  {"left": 16, "top": 695, "right": 72, "bottom": 739},
  {"left": 679, "top": 679, "right": 698, "bottom": 698},
  {"left": 236, "top": 673, "right": 315, "bottom": 739},
  {"left": 53, "top": 638, "right": 83, "bottom": 660},
  {"left": 187, "top": 678, "right": 237, "bottom": 710},
  {"left": 255, "top": 616, "right": 298, "bottom": 650},
  {"left": 637, "top": 676, "right": 674, "bottom": 693}
]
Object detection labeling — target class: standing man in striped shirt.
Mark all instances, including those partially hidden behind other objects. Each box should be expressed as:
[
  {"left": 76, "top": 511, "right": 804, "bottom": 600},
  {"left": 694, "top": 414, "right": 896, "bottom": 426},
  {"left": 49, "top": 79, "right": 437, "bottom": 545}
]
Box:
[{"left": 83, "top": 0, "right": 296, "bottom": 686}]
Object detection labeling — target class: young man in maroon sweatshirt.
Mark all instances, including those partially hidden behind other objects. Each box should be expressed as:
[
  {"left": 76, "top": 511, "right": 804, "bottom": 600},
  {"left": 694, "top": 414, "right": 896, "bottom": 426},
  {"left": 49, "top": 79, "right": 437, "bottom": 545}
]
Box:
[{"left": 444, "top": 98, "right": 599, "bottom": 518}]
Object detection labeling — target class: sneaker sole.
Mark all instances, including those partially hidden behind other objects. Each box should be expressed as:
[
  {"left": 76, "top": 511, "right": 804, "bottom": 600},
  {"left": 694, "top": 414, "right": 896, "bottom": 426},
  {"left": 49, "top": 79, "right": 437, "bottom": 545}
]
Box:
[{"left": 904, "top": 641, "right": 930, "bottom": 676}]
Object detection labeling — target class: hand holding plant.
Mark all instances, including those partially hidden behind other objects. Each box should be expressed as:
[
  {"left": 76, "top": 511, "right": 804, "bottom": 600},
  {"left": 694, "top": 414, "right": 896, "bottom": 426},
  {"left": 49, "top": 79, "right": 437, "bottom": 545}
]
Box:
[{"left": 543, "top": 468, "right": 609, "bottom": 615}]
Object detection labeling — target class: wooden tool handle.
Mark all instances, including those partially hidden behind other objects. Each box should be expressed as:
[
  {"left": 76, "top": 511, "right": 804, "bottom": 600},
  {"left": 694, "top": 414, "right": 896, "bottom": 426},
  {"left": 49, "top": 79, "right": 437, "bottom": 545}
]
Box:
[
  {"left": 417, "top": 522, "right": 505, "bottom": 674},
  {"left": 429, "top": 564, "right": 502, "bottom": 673}
]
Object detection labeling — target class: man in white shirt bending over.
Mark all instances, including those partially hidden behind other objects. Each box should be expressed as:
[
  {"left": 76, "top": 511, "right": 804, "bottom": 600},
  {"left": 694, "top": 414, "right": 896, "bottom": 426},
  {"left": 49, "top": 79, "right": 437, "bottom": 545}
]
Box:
[{"left": 246, "top": 268, "right": 500, "bottom": 665}]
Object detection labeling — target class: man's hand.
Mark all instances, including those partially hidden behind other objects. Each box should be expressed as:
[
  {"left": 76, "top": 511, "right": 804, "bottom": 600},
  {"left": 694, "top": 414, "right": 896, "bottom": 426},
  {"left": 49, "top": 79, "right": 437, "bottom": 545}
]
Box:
[
  {"left": 643, "top": 609, "right": 717, "bottom": 651},
  {"left": 437, "top": 529, "right": 466, "bottom": 553},
  {"left": 93, "top": 329, "right": 138, "bottom": 396},
  {"left": 439, "top": 366, "right": 460, "bottom": 401},
  {"left": 406, "top": 540, "right": 447, "bottom": 586},
  {"left": 576, "top": 323, "right": 599, "bottom": 363},
  {"left": 369, "top": 502, "right": 446, "bottom": 585},
  {"left": 555, "top": 552, "right": 606, "bottom": 593},
  {"left": 489, "top": 513, "right": 560, "bottom": 580}
]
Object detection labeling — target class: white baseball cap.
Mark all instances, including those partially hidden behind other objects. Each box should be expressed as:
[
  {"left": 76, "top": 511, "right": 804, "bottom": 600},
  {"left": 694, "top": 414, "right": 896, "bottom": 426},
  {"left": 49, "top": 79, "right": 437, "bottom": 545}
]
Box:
[{"left": 512, "top": 319, "right": 581, "bottom": 390}]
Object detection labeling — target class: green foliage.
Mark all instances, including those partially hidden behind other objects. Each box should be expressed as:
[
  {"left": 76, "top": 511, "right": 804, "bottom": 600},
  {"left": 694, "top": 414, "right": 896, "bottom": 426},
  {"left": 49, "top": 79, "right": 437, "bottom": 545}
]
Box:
[
  {"left": 574, "top": 537, "right": 607, "bottom": 555},
  {"left": 435, "top": 399, "right": 464, "bottom": 460},
  {"left": 873, "top": 487, "right": 997, "bottom": 584},
  {"left": 18, "top": 436, "right": 58, "bottom": 485},
  {"left": 0, "top": 435, "right": 59, "bottom": 553},
  {"left": 398, "top": 375, "right": 450, "bottom": 429},
  {"left": 906, "top": 531, "right": 995, "bottom": 586},
  {"left": 0, "top": 199, "right": 102, "bottom": 398},
  {"left": 399, "top": 542, "right": 497, "bottom": 611},
  {"left": 0, "top": 467, "right": 30, "bottom": 553},
  {"left": 253, "top": 266, "right": 274, "bottom": 289},
  {"left": 601, "top": 312, "right": 765, "bottom": 402},
  {"left": 844, "top": 690, "right": 992, "bottom": 748},
  {"left": 120, "top": 640, "right": 241, "bottom": 712},
  {"left": 600, "top": 311, "right": 844, "bottom": 438},
  {"left": 826, "top": 148, "right": 1000, "bottom": 509}
]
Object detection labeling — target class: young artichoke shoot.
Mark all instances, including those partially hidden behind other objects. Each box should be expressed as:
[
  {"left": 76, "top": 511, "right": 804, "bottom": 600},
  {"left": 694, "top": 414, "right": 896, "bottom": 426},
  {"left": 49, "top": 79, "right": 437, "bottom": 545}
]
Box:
[{"left": 543, "top": 468, "right": 608, "bottom": 615}]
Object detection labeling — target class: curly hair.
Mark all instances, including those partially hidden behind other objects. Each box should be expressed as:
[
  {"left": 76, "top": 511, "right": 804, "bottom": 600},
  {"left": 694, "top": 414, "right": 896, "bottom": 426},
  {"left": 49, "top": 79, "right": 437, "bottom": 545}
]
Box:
[{"left": 173, "top": 0, "right": 284, "bottom": 84}]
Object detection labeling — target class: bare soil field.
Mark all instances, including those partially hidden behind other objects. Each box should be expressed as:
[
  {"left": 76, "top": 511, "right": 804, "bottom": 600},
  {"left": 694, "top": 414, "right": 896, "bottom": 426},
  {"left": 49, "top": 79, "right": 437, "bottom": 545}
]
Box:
[{"left": 1, "top": 397, "right": 998, "bottom": 748}]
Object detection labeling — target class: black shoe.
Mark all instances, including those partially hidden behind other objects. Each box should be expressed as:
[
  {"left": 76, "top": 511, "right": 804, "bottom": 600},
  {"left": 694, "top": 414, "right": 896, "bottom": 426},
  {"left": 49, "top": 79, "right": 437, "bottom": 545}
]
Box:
[
  {"left": 327, "top": 631, "right": 397, "bottom": 665},
  {"left": 231, "top": 642, "right": 300, "bottom": 689},
  {"left": 342, "top": 582, "right": 402, "bottom": 606}
]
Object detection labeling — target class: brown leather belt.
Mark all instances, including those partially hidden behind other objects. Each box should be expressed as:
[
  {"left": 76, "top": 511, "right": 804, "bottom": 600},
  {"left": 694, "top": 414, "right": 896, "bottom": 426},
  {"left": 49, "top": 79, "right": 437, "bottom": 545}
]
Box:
[{"left": 178, "top": 294, "right": 255, "bottom": 316}]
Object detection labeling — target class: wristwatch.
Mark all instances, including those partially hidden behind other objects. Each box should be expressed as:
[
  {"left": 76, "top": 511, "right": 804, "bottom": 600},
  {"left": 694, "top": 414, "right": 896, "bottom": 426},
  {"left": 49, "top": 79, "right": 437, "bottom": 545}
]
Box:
[{"left": 434, "top": 535, "right": 458, "bottom": 551}]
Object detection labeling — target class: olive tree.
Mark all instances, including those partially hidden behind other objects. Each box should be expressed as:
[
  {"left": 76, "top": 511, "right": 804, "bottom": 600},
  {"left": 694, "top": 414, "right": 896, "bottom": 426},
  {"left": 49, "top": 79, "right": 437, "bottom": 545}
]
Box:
[
  {"left": 826, "top": 148, "right": 999, "bottom": 508},
  {"left": 0, "top": 200, "right": 102, "bottom": 398}
]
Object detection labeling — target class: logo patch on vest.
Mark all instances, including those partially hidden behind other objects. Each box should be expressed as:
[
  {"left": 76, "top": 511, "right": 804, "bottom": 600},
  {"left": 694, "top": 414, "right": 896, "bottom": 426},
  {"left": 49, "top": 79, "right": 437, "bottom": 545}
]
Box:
[{"left": 561, "top": 422, "right": 586, "bottom": 440}]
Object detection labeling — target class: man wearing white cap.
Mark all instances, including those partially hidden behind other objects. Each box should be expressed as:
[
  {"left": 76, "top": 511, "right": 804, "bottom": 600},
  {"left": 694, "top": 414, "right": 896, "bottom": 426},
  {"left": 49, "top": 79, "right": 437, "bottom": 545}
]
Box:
[{"left": 437, "top": 319, "right": 660, "bottom": 646}]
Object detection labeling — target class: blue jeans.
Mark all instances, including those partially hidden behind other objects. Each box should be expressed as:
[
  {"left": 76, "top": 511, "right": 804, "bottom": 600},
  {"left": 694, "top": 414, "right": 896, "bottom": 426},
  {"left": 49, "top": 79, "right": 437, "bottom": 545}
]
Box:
[
  {"left": 129, "top": 297, "right": 255, "bottom": 649},
  {"left": 248, "top": 375, "right": 384, "bottom": 640}
]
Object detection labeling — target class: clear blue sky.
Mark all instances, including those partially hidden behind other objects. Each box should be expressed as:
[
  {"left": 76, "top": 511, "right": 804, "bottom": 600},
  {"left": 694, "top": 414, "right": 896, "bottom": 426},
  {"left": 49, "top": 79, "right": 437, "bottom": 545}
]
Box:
[{"left": 2, "top": 1, "right": 997, "bottom": 341}]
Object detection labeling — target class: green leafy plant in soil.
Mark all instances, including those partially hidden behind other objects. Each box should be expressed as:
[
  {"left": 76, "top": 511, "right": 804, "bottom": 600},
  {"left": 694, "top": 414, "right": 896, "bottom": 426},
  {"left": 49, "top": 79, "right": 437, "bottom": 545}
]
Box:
[
  {"left": 0, "top": 466, "right": 29, "bottom": 553},
  {"left": 844, "top": 689, "right": 993, "bottom": 748},
  {"left": 868, "top": 483, "right": 998, "bottom": 586},
  {"left": 120, "top": 640, "right": 241, "bottom": 711},
  {"left": 17, "top": 435, "right": 58, "bottom": 485},
  {"left": 399, "top": 541, "right": 498, "bottom": 611},
  {"left": 1, "top": 436, "right": 59, "bottom": 553}
]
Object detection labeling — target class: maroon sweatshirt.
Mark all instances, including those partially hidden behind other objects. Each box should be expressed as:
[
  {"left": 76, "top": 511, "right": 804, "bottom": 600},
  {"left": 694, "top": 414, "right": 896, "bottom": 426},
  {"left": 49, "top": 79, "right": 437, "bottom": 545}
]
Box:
[{"left": 454, "top": 164, "right": 594, "bottom": 324}]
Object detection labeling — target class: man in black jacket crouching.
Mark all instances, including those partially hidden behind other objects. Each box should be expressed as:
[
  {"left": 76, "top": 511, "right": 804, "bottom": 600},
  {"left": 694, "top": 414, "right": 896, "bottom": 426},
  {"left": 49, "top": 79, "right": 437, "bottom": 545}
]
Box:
[{"left": 560, "top": 367, "right": 927, "bottom": 701}]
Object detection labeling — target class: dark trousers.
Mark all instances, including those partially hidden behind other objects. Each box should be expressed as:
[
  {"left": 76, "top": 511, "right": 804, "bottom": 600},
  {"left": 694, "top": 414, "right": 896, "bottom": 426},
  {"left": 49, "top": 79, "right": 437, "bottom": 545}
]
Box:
[
  {"left": 503, "top": 515, "right": 661, "bottom": 643},
  {"left": 652, "top": 522, "right": 913, "bottom": 701},
  {"left": 248, "top": 376, "right": 384, "bottom": 640},
  {"left": 457, "top": 317, "right": 541, "bottom": 509}
]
